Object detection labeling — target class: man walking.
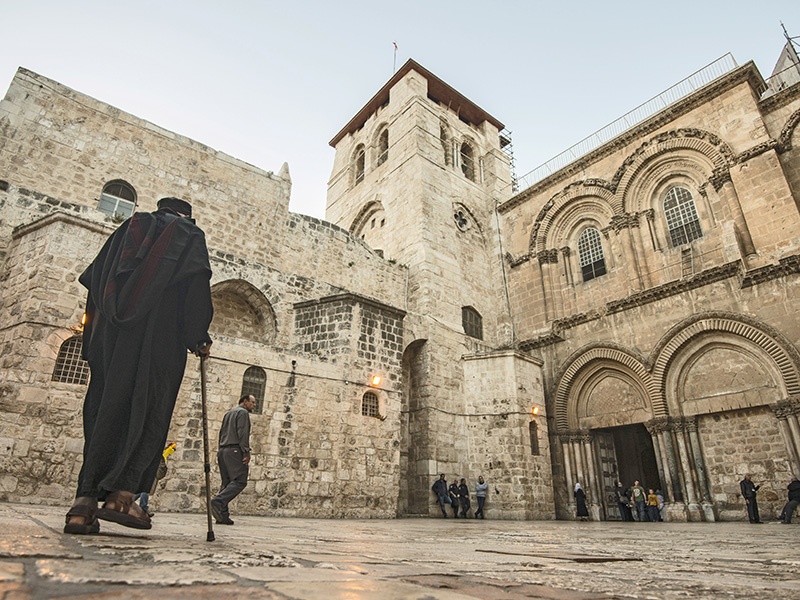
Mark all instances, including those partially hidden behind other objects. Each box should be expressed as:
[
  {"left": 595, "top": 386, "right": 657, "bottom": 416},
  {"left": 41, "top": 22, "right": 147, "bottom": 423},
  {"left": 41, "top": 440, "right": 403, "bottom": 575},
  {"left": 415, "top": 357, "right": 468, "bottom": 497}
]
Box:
[
  {"left": 211, "top": 394, "right": 256, "bottom": 525},
  {"left": 740, "top": 474, "right": 763, "bottom": 523},
  {"left": 64, "top": 197, "right": 213, "bottom": 535},
  {"left": 630, "top": 480, "right": 647, "bottom": 521}
]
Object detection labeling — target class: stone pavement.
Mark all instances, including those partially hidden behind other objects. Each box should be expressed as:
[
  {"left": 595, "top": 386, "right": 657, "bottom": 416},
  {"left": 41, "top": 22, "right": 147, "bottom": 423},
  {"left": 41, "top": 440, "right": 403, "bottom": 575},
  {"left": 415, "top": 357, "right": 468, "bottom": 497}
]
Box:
[{"left": 1, "top": 502, "right": 798, "bottom": 599}]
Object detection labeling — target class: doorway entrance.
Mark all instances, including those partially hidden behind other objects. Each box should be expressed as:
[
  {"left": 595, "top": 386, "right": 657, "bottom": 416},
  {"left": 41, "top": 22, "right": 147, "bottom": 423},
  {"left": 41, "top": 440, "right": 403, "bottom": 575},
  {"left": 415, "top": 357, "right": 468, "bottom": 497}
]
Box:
[{"left": 594, "top": 424, "right": 662, "bottom": 520}]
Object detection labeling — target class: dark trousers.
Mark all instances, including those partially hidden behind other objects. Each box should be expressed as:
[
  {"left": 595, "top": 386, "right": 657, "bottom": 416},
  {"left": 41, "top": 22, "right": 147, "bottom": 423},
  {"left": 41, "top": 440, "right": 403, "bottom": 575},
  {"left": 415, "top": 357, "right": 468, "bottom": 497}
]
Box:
[
  {"left": 647, "top": 505, "right": 659, "bottom": 522},
  {"left": 634, "top": 500, "right": 646, "bottom": 521},
  {"left": 476, "top": 496, "right": 485, "bottom": 517},
  {"left": 212, "top": 446, "right": 248, "bottom": 519},
  {"left": 436, "top": 494, "right": 448, "bottom": 516},
  {"left": 618, "top": 502, "right": 631, "bottom": 521},
  {"left": 460, "top": 498, "right": 470, "bottom": 517},
  {"left": 450, "top": 497, "right": 459, "bottom": 517},
  {"left": 781, "top": 499, "right": 799, "bottom": 523},
  {"left": 745, "top": 497, "right": 760, "bottom": 523}
]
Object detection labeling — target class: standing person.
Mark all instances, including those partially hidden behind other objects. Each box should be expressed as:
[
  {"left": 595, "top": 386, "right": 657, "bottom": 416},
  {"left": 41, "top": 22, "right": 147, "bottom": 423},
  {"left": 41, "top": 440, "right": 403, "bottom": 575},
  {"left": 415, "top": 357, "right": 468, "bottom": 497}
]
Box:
[
  {"left": 210, "top": 394, "right": 256, "bottom": 525},
  {"left": 574, "top": 483, "right": 589, "bottom": 521},
  {"left": 630, "top": 480, "right": 647, "bottom": 522},
  {"left": 655, "top": 489, "right": 665, "bottom": 522},
  {"left": 64, "top": 197, "right": 213, "bottom": 535},
  {"left": 646, "top": 489, "right": 660, "bottom": 522},
  {"left": 135, "top": 441, "right": 178, "bottom": 517},
  {"left": 448, "top": 479, "right": 461, "bottom": 518},
  {"left": 474, "top": 476, "right": 488, "bottom": 519},
  {"left": 779, "top": 476, "right": 800, "bottom": 524},
  {"left": 458, "top": 478, "right": 471, "bottom": 518},
  {"left": 432, "top": 474, "right": 449, "bottom": 517},
  {"left": 739, "top": 474, "right": 763, "bottom": 524},
  {"left": 614, "top": 481, "right": 632, "bottom": 521}
]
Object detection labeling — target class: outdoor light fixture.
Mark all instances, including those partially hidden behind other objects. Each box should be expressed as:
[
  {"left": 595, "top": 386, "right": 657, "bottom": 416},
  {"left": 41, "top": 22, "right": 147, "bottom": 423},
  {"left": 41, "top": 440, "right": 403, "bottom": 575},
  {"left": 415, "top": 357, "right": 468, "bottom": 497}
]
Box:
[
  {"left": 370, "top": 375, "right": 382, "bottom": 387},
  {"left": 531, "top": 406, "right": 539, "bottom": 418},
  {"left": 71, "top": 312, "right": 87, "bottom": 334}
]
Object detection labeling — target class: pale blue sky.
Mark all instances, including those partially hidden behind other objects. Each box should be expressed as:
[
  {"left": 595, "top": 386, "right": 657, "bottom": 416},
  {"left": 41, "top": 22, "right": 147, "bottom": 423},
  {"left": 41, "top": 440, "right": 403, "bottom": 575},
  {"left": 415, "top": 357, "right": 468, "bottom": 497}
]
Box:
[{"left": 1, "top": 1, "right": 795, "bottom": 217}]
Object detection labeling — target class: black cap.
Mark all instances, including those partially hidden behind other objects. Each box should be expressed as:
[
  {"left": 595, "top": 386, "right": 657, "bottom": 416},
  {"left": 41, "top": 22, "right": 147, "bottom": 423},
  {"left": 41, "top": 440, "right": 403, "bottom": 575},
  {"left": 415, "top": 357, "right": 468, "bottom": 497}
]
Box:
[{"left": 157, "top": 197, "right": 192, "bottom": 217}]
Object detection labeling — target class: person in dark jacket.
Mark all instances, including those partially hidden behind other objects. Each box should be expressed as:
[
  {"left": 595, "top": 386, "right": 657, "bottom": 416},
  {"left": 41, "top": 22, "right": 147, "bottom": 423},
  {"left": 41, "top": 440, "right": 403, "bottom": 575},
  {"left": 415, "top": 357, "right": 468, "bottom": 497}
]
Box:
[
  {"left": 614, "top": 480, "right": 632, "bottom": 521},
  {"left": 574, "top": 483, "right": 589, "bottom": 521},
  {"left": 740, "top": 474, "right": 763, "bottom": 523},
  {"left": 779, "top": 476, "right": 800, "bottom": 524},
  {"left": 64, "top": 197, "right": 213, "bottom": 535},
  {"left": 432, "top": 474, "right": 449, "bottom": 517},
  {"left": 448, "top": 480, "right": 461, "bottom": 518},
  {"left": 458, "top": 478, "right": 471, "bottom": 518}
]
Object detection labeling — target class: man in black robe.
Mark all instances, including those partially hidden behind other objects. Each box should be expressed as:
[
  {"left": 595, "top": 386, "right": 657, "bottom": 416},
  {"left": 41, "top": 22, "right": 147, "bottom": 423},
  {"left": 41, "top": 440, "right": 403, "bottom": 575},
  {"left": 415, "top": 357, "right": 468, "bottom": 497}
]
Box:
[
  {"left": 739, "top": 474, "right": 763, "bottom": 524},
  {"left": 64, "top": 197, "right": 213, "bottom": 534}
]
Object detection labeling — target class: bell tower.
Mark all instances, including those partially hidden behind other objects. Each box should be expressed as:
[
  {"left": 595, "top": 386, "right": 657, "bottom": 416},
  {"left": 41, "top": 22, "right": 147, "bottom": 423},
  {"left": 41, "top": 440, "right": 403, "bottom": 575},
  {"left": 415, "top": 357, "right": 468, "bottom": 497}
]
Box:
[{"left": 326, "top": 59, "right": 514, "bottom": 346}]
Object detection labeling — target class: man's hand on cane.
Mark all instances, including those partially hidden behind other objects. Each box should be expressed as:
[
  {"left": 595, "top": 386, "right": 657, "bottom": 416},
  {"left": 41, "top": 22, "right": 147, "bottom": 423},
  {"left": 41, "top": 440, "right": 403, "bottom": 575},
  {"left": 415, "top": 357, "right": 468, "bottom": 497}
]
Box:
[{"left": 195, "top": 341, "right": 212, "bottom": 359}]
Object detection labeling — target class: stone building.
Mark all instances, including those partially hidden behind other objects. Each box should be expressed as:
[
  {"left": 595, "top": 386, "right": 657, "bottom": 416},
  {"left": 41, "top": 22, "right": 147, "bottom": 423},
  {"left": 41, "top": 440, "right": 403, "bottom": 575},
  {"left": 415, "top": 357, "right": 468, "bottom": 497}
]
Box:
[{"left": 0, "top": 44, "right": 798, "bottom": 521}]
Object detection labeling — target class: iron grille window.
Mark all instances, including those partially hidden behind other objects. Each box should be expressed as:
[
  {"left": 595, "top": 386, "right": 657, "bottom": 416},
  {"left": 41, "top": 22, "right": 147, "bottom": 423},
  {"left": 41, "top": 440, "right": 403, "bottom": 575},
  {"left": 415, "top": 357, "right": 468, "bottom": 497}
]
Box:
[
  {"left": 52, "top": 336, "right": 89, "bottom": 385},
  {"left": 462, "top": 306, "right": 483, "bottom": 340},
  {"left": 664, "top": 186, "right": 703, "bottom": 247},
  {"left": 240, "top": 366, "right": 266, "bottom": 413},
  {"left": 98, "top": 180, "right": 136, "bottom": 219},
  {"left": 578, "top": 227, "right": 607, "bottom": 282},
  {"left": 362, "top": 392, "right": 379, "bottom": 417}
]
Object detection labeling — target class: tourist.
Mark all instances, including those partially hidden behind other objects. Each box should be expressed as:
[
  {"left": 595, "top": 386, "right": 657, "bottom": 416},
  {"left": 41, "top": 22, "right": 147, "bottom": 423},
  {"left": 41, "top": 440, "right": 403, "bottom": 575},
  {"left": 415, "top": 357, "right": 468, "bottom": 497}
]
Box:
[
  {"left": 779, "top": 476, "right": 800, "bottom": 524},
  {"left": 64, "top": 197, "right": 213, "bottom": 535},
  {"left": 615, "top": 481, "right": 632, "bottom": 521},
  {"left": 574, "top": 483, "right": 589, "bottom": 521},
  {"left": 448, "top": 479, "right": 461, "bottom": 518},
  {"left": 474, "top": 475, "right": 488, "bottom": 519},
  {"left": 646, "top": 489, "right": 660, "bottom": 522},
  {"left": 739, "top": 474, "right": 763, "bottom": 524},
  {"left": 211, "top": 394, "right": 256, "bottom": 525},
  {"left": 432, "top": 474, "right": 449, "bottom": 517},
  {"left": 458, "top": 478, "right": 471, "bottom": 518},
  {"left": 630, "top": 480, "right": 647, "bottom": 521}
]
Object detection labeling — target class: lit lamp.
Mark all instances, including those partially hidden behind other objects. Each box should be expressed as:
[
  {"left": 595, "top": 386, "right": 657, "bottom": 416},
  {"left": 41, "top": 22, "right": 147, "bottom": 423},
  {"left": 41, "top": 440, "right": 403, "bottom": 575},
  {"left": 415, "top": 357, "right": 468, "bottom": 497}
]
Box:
[
  {"left": 71, "top": 312, "right": 87, "bottom": 334},
  {"left": 370, "top": 375, "right": 382, "bottom": 387},
  {"left": 531, "top": 406, "right": 539, "bottom": 419}
]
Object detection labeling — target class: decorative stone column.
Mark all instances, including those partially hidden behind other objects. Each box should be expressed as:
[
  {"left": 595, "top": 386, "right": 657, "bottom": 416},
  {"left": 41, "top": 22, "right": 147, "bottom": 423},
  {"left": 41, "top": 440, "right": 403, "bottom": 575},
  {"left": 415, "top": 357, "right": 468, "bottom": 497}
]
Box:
[
  {"left": 537, "top": 250, "right": 559, "bottom": 322},
  {"left": 607, "top": 213, "right": 643, "bottom": 292},
  {"left": 685, "top": 417, "right": 716, "bottom": 521},
  {"left": 709, "top": 170, "right": 756, "bottom": 257},
  {"left": 771, "top": 397, "right": 800, "bottom": 476},
  {"left": 647, "top": 417, "right": 686, "bottom": 521},
  {"left": 580, "top": 431, "right": 602, "bottom": 521},
  {"left": 673, "top": 419, "right": 701, "bottom": 521}
]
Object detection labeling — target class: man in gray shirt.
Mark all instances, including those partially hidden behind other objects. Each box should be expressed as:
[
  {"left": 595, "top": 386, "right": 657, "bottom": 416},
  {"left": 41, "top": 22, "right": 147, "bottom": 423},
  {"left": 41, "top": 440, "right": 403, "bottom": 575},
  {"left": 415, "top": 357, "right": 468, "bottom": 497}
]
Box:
[{"left": 210, "top": 394, "right": 255, "bottom": 525}]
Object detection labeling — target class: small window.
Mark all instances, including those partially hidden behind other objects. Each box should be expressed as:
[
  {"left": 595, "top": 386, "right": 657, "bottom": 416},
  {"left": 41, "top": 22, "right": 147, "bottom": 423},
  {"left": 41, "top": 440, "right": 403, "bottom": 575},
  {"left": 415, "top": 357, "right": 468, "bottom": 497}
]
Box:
[
  {"left": 460, "top": 142, "right": 475, "bottom": 181},
  {"left": 52, "top": 336, "right": 89, "bottom": 385},
  {"left": 377, "top": 128, "right": 389, "bottom": 166},
  {"left": 462, "top": 306, "right": 483, "bottom": 340},
  {"left": 354, "top": 145, "right": 366, "bottom": 185},
  {"left": 664, "top": 186, "right": 703, "bottom": 247},
  {"left": 240, "top": 366, "right": 266, "bottom": 413},
  {"left": 98, "top": 180, "right": 136, "bottom": 219},
  {"left": 578, "top": 227, "right": 607, "bottom": 282},
  {"left": 529, "top": 421, "right": 540, "bottom": 455},
  {"left": 362, "top": 392, "right": 380, "bottom": 418}
]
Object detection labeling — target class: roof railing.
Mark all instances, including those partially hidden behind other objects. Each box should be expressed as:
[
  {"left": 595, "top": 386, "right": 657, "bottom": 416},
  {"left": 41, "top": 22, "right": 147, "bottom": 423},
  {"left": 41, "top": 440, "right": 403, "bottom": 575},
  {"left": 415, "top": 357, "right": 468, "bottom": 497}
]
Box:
[{"left": 515, "top": 53, "right": 739, "bottom": 192}]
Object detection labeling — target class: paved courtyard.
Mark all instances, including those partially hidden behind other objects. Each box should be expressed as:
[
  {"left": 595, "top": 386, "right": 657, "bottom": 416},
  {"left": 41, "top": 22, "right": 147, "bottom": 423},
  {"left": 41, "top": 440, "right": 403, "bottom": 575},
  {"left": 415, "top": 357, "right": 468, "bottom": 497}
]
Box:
[{"left": 0, "top": 501, "right": 798, "bottom": 599}]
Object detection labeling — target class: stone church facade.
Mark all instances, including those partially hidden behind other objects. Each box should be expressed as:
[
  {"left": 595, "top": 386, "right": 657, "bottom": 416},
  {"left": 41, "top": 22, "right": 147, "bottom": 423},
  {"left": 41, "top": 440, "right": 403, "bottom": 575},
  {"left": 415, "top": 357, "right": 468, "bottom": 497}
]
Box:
[{"left": 0, "top": 49, "right": 798, "bottom": 521}]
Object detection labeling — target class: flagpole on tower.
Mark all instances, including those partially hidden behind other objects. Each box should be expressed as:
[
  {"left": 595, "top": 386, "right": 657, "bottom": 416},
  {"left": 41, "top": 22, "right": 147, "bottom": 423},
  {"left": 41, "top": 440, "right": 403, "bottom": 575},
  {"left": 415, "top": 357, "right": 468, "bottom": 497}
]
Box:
[{"left": 393, "top": 41, "right": 398, "bottom": 73}]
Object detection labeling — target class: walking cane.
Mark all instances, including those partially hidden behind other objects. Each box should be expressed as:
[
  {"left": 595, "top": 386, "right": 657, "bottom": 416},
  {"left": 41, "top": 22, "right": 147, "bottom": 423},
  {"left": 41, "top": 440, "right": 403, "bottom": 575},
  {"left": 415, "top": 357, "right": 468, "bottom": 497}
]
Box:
[{"left": 198, "top": 345, "right": 215, "bottom": 542}]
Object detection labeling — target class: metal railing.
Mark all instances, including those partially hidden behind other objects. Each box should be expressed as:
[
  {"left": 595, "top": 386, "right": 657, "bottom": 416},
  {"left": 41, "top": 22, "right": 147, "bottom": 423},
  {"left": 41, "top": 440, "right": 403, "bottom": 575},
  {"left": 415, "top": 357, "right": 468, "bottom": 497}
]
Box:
[
  {"left": 758, "top": 61, "right": 800, "bottom": 98},
  {"left": 515, "top": 53, "right": 739, "bottom": 192}
]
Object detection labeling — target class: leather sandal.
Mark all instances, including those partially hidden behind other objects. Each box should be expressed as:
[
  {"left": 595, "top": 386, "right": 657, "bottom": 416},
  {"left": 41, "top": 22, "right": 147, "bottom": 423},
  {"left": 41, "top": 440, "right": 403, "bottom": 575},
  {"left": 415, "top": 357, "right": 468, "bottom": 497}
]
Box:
[
  {"left": 96, "top": 491, "right": 152, "bottom": 530},
  {"left": 64, "top": 502, "right": 100, "bottom": 535}
]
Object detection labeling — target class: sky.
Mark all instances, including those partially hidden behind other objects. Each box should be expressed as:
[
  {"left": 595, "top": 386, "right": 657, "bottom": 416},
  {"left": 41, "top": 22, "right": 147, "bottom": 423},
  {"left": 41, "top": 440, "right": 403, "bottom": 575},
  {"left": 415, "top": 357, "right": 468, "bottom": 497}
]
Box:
[{"left": 1, "top": 1, "right": 796, "bottom": 218}]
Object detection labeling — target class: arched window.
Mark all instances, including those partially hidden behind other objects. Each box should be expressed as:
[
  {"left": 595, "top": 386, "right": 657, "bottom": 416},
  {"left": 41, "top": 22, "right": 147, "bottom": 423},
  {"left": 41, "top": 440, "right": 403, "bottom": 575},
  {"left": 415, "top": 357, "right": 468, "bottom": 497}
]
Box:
[
  {"left": 98, "top": 180, "right": 136, "bottom": 220},
  {"left": 354, "top": 145, "right": 365, "bottom": 185},
  {"left": 440, "top": 120, "right": 452, "bottom": 166},
  {"left": 362, "top": 391, "right": 380, "bottom": 418},
  {"left": 376, "top": 128, "right": 389, "bottom": 166},
  {"left": 240, "top": 366, "right": 266, "bottom": 414},
  {"left": 578, "top": 227, "right": 607, "bottom": 282},
  {"left": 52, "top": 336, "right": 89, "bottom": 385},
  {"left": 663, "top": 186, "right": 703, "bottom": 247},
  {"left": 462, "top": 306, "right": 483, "bottom": 340},
  {"left": 460, "top": 142, "right": 475, "bottom": 181}
]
